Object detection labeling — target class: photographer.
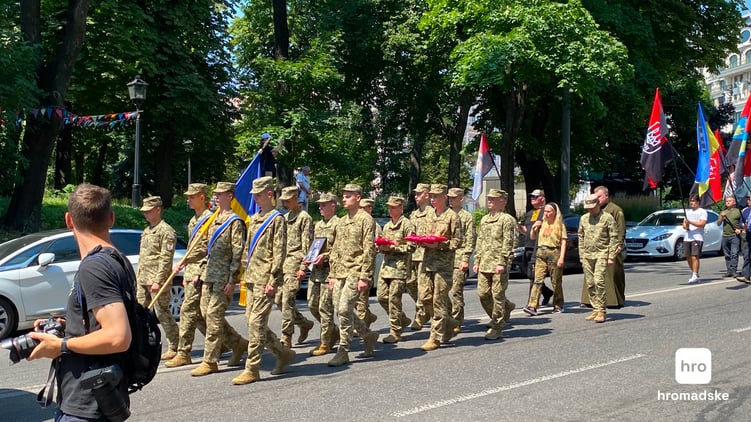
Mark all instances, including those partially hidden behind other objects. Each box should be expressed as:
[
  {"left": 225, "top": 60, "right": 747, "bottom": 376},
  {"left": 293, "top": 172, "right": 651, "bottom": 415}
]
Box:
[{"left": 28, "top": 184, "right": 132, "bottom": 421}]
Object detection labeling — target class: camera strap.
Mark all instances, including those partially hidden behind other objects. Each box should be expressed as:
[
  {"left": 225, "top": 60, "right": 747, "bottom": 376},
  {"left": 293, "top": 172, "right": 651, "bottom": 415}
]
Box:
[{"left": 36, "top": 358, "right": 59, "bottom": 407}]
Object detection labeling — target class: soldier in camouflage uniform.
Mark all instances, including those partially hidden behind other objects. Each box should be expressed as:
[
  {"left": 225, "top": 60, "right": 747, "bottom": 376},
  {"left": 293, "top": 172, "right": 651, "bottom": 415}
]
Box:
[
  {"left": 307, "top": 193, "right": 340, "bottom": 356},
  {"left": 376, "top": 195, "right": 415, "bottom": 343},
  {"left": 326, "top": 183, "right": 379, "bottom": 367},
  {"left": 357, "top": 198, "right": 379, "bottom": 329},
  {"left": 447, "top": 188, "right": 475, "bottom": 333},
  {"left": 166, "top": 183, "right": 247, "bottom": 368},
  {"left": 408, "top": 183, "right": 433, "bottom": 330},
  {"left": 578, "top": 194, "right": 617, "bottom": 323},
  {"left": 191, "top": 182, "right": 247, "bottom": 376},
  {"left": 419, "top": 184, "right": 462, "bottom": 351},
  {"left": 136, "top": 196, "right": 180, "bottom": 359},
  {"left": 232, "top": 176, "right": 295, "bottom": 385},
  {"left": 473, "top": 189, "right": 515, "bottom": 341},
  {"left": 278, "top": 186, "right": 315, "bottom": 347}
]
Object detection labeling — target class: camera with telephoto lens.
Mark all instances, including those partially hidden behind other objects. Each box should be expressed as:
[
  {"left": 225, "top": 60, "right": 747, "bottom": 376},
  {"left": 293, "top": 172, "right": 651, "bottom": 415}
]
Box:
[
  {"left": 79, "top": 364, "right": 131, "bottom": 422},
  {"left": 0, "top": 317, "right": 65, "bottom": 364}
]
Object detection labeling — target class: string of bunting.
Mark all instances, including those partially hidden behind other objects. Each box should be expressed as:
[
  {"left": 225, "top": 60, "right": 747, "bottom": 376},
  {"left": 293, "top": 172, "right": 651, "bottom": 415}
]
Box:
[{"left": 15, "top": 108, "right": 139, "bottom": 129}]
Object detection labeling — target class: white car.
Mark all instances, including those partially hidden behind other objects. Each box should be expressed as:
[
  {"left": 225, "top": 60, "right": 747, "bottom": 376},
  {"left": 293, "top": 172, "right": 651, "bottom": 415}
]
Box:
[
  {"left": 625, "top": 209, "right": 723, "bottom": 260},
  {"left": 0, "top": 229, "right": 186, "bottom": 339}
]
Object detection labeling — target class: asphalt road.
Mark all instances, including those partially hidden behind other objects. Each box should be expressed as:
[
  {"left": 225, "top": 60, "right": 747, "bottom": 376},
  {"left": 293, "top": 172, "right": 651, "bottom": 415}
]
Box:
[{"left": 2, "top": 254, "right": 750, "bottom": 422}]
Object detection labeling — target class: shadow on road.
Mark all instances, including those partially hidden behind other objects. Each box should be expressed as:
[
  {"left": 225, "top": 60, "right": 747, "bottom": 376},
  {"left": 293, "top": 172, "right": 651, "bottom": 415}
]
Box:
[{"left": 0, "top": 389, "right": 55, "bottom": 421}]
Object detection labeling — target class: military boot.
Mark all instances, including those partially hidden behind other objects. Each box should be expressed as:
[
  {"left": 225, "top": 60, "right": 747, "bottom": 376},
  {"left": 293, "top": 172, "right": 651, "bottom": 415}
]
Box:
[
  {"left": 400, "top": 315, "right": 412, "bottom": 331},
  {"left": 327, "top": 348, "right": 350, "bottom": 367},
  {"left": 364, "top": 312, "right": 378, "bottom": 328},
  {"left": 446, "top": 318, "right": 460, "bottom": 340},
  {"left": 410, "top": 318, "right": 423, "bottom": 331},
  {"left": 164, "top": 352, "right": 192, "bottom": 368},
  {"left": 503, "top": 301, "right": 516, "bottom": 323},
  {"left": 227, "top": 339, "right": 249, "bottom": 366},
  {"left": 484, "top": 327, "right": 503, "bottom": 341},
  {"left": 160, "top": 349, "right": 178, "bottom": 361},
  {"left": 190, "top": 361, "right": 219, "bottom": 377},
  {"left": 271, "top": 348, "right": 296, "bottom": 375},
  {"left": 357, "top": 331, "right": 379, "bottom": 358},
  {"left": 297, "top": 320, "right": 314, "bottom": 344},
  {"left": 594, "top": 311, "right": 606, "bottom": 323},
  {"left": 585, "top": 311, "right": 598, "bottom": 321},
  {"left": 382, "top": 334, "right": 400, "bottom": 344},
  {"left": 310, "top": 344, "right": 330, "bottom": 356},
  {"left": 421, "top": 338, "right": 441, "bottom": 351},
  {"left": 231, "top": 368, "right": 260, "bottom": 385}
]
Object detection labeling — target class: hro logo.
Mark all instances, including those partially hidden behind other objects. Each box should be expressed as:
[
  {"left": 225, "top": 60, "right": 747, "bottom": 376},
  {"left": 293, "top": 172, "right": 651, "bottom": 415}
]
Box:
[{"left": 675, "top": 348, "right": 712, "bottom": 385}]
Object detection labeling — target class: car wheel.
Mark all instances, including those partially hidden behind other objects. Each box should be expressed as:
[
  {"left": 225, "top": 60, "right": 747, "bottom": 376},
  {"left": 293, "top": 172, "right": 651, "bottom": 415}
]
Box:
[
  {"left": 169, "top": 280, "right": 184, "bottom": 320},
  {"left": 0, "top": 298, "right": 18, "bottom": 340},
  {"left": 673, "top": 238, "right": 684, "bottom": 260}
]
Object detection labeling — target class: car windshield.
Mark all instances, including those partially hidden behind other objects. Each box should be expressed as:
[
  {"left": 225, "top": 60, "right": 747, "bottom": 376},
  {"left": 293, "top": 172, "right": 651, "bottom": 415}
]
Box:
[
  {"left": 0, "top": 233, "right": 54, "bottom": 261},
  {"left": 638, "top": 212, "right": 683, "bottom": 227}
]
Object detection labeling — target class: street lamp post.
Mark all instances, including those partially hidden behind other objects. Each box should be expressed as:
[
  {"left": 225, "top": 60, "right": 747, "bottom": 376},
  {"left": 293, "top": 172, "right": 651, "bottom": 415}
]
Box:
[
  {"left": 183, "top": 139, "right": 193, "bottom": 186},
  {"left": 127, "top": 75, "right": 148, "bottom": 208}
]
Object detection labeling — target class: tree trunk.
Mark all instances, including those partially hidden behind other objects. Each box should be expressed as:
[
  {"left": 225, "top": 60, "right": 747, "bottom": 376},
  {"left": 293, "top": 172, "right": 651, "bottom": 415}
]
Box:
[
  {"left": 446, "top": 90, "right": 473, "bottom": 188},
  {"left": 91, "top": 139, "right": 108, "bottom": 187},
  {"left": 408, "top": 136, "right": 425, "bottom": 211},
  {"left": 4, "top": 0, "right": 90, "bottom": 231},
  {"left": 54, "top": 102, "right": 73, "bottom": 189},
  {"left": 272, "top": 0, "right": 289, "bottom": 60},
  {"left": 500, "top": 82, "right": 528, "bottom": 218}
]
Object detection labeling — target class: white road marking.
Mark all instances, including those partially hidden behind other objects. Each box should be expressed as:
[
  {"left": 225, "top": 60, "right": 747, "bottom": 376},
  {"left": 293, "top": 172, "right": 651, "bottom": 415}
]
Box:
[
  {"left": 730, "top": 326, "right": 751, "bottom": 333},
  {"left": 391, "top": 353, "right": 645, "bottom": 418}
]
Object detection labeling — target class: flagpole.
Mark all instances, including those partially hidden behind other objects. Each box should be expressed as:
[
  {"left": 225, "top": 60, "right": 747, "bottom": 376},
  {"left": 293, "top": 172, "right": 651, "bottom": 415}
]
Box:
[{"left": 668, "top": 142, "right": 687, "bottom": 215}]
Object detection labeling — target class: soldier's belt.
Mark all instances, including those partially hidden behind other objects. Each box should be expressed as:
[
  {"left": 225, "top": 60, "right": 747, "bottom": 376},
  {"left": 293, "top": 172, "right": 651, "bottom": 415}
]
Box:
[{"left": 538, "top": 246, "right": 559, "bottom": 251}]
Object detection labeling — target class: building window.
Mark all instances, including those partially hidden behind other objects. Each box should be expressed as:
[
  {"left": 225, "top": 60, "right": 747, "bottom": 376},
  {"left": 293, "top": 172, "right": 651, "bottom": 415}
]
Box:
[
  {"left": 743, "top": 29, "right": 751, "bottom": 44},
  {"left": 730, "top": 55, "right": 739, "bottom": 68}
]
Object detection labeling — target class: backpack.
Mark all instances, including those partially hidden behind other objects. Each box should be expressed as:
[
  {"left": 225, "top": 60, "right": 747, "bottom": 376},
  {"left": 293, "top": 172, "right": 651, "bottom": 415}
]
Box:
[{"left": 83, "top": 248, "right": 162, "bottom": 394}]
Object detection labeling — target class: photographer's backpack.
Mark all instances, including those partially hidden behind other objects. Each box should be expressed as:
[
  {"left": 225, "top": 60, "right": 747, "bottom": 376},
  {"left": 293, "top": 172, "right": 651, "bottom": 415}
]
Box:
[{"left": 89, "top": 248, "right": 162, "bottom": 394}]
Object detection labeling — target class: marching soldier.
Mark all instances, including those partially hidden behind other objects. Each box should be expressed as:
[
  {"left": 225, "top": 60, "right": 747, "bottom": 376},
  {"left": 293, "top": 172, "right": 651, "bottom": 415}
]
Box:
[
  {"left": 473, "top": 189, "right": 515, "bottom": 341},
  {"left": 326, "top": 183, "right": 379, "bottom": 367},
  {"left": 278, "top": 186, "right": 315, "bottom": 347},
  {"left": 307, "top": 193, "right": 340, "bottom": 356},
  {"left": 232, "top": 176, "right": 296, "bottom": 385},
  {"left": 358, "top": 198, "right": 379, "bottom": 328},
  {"left": 408, "top": 183, "right": 433, "bottom": 330},
  {"left": 578, "top": 194, "right": 617, "bottom": 323},
  {"left": 191, "top": 182, "right": 247, "bottom": 376},
  {"left": 376, "top": 195, "right": 415, "bottom": 343},
  {"left": 166, "top": 184, "right": 247, "bottom": 368},
  {"left": 136, "top": 196, "right": 180, "bottom": 359},
  {"left": 447, "top": 188, "right": 475, "bottom": 332},
  {"left": 418, "top": 184, "right": 462, "bottom": 351}
]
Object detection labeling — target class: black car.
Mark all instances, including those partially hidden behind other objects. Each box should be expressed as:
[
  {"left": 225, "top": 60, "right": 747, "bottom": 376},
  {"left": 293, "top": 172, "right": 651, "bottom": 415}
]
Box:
[{"left": 509, "top": 215, "right": 582, "bottom": 277}]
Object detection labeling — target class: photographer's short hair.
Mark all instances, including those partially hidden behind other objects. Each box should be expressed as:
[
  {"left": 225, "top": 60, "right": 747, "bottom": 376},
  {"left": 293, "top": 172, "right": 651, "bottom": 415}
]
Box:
[{"left": 68, "top": 184, "right": 112, "bottom": 232}]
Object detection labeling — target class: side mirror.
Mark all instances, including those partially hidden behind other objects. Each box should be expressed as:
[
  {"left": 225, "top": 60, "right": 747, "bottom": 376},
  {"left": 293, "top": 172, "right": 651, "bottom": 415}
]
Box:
[{"left": 37, "top": 253, "right": 55, "bottom": 267}]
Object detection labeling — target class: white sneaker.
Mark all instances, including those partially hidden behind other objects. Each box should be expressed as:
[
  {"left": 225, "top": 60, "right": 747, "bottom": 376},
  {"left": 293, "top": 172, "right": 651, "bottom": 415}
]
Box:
[{"left": 688, "top": 275, "right": 700, "bottom": 284}]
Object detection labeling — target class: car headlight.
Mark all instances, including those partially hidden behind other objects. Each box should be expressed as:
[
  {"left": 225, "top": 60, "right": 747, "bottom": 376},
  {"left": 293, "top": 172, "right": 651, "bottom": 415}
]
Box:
[{"left": 651, "top": 233, "right": 672, "bottom": 241}]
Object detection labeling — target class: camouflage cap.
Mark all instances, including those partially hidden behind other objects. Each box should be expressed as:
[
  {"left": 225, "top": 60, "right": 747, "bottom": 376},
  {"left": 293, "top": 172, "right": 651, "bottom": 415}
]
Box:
[
  {"left": 447, "top": 188, "right": 465, "bottom": 198},
  {"left": 487, "top": 189, "right": 508, "bottom": 199},
  {"left": 184, "top": 183, "right": 208, "bottom": 196},
  {"left": 250, "top": 176, "right": 274, "bottom": 194},
  {"left": 584, "top": 193, "right": 599, "bottom": 209},
  {"left": 359, "top": 198, "right": 374, "bottom": 208},
  {"left": 139, "top": 196, "right": 162, "bottom": 212},
  {"left": 280, "top": 186, "right": 299, "bottom": 201},
  {"left": 429, "top": 184, "right": 448, "bottom": 195},
  {"left": 214, "top": 181, "right": 236, "bottom": 194},
  {"left": 413, "top": 183, "right": 430, "bottom": 193},
  {"left": 316, "top": 192, "right": 338, "bottom": 204},
  {"left": 342, "top": 183, "right": 363, "bottom": 194},
  {"left": 386, "top": 195, "right": 405, "bottom": 206}
]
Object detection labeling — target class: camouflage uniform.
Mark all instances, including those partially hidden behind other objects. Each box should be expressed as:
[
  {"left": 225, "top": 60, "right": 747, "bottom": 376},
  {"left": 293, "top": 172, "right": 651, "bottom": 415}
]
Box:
[
  {"left": 419, "top": 188, "right": 463, "bottom": 346},
  {"left": 309, "top": 213, "right": 339, "bottom": 350},
  {"left": 329, "top": 203, "right": 378, "bottom": 360},
  {"left": 198, "top": 211, "right": 246, "bottom": 364},
  {"left": 475, "top": 201, "right": 515, "bottom": 337},
  {"left": 136, "top": 218, "right": 179, "bottom": 352},
  {"left": 581, "top": 201, "right": 626, "bottom": 308},
  {"left": 241, "top": 208, "right": 290, "bottom": 376},
  {"left": 377, "top": 211, "right": 415, "bottom": 339},
  {"left": 451, "top": 207, "right": 475, "bottom": 324},
  {"left": 279, "top": 206, "right": 314, "bottom": 345},
  {"left": 409, "top": 196, "right": 433, "bottom": 326},
  {"left": 173, "top": 208, "right": 240, "bottom": 362},
  {"left": 356, "top": 207, "right": 380, "bottom": 327},
  {"left": 578, "top": 207, "right": 617, "bottom": 314}
]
